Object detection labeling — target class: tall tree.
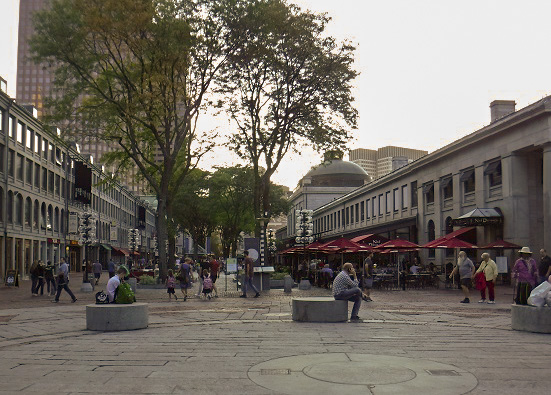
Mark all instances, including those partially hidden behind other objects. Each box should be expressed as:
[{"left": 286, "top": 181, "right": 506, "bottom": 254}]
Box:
[
  {"left": 172, "top": 169, "right": 216, "bottom": 262},
  {"left": 218, "top": 0, "right": 358, "bottom": 233},
  {"left": 30, "top": 0, "right": 240, "bottom": 278}
]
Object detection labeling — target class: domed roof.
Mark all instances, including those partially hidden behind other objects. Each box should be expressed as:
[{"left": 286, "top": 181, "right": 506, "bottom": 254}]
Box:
[
  {"left": 303, "top": 159, "right": 368, "bottom": 187},
  {"left": 307, "top": 159, "right": 367, "bottom": 177}
]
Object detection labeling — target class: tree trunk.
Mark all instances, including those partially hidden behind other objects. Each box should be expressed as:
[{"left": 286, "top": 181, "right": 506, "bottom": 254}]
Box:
[{"left": 156, "top": 197, "right": 169, "bottom": 281}]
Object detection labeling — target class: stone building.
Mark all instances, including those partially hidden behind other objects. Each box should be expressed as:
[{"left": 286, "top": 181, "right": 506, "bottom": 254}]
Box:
[
  {"left": 0, "top": 84, "right": 156, "bottom": 280},
  {"left": 283, "top": 97, "right": 551, "bottom": 270}
]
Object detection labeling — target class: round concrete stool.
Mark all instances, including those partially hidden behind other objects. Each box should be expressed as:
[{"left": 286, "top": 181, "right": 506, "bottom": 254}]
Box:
[
  {"left": 86, "top": 303, "right": 149, "bottom": 331},
  {"left": 292, "top": 297, "right": 348, "bottom": 322},
  {"left": 511, "top": 304, "right": 551, "bottom": 333}
]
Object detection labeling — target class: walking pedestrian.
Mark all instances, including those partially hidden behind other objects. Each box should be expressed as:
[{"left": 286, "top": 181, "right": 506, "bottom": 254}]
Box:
[
  {"left": 178, "top": 258, "right": 192, "bottom": 301},
  {"left": 52, "top": 257, "right": 77, "bottom": 303},
  {"left": 30, "top": 260, "right": 40, "bottom": 296},
  {"left": 240, "top": 250, "right": 260, "bottom": 298},
  {"left": 166, "top": 269, "right": 178, "bottom": 301},
  {"left": 36, "top": 261, "right": 46, "bottom": 296},
  {"left": 538, "top": 249, "right": 551, "bottom": 286},
  {"left": 108, "top": 259, "right": 115, "bottom": 278},
  {"left": 45, "top": 261, "right": 56, "bottom": 296},
  {"left": 362, "top": 252, "right": 374, "bottom": 301},
  {"left": 449, "top": 251, "right": 475, "bottom": 303},
  {"left": 476, "top": 253, "right": 498, "bottom": 304},
  {"left": 209, "top": 257, "right": 220, "bottom": 297},
  {"left": 512, "top": 247, "right": 538, "bottom": 305},
  {"left": 202, "top": 269, "right": 213, "bottom": 300},
  {"left": 333, "top": 262, "right": 362, "bottom": 321},
  {"left": 93, "top": 260, "right": 102, "bottom": 285}
]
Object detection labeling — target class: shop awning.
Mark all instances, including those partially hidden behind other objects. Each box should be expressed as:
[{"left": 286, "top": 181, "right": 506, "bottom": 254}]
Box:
[
  {"left": 452, "top": 208, "right": 503, "bottom": 227},
  {"left": 101, "top": 244, "right": 112, "bottom": 251},
  {"left": 112, "top": 247, "right": 130, "bottom": 256}
]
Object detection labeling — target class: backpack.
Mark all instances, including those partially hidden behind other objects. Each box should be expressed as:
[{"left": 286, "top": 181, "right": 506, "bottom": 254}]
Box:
[
  {"left": 95, "top": 291, "right": 109, "bottom": 304},
  {"left": 167, "top": 276, "right": 175, "bottom": 288},
  {"left": 115, "top": 282, "right": 136, "bottom": 304},
  {"left": 203, "top": 277, "right": 213, "bottom": 290}
]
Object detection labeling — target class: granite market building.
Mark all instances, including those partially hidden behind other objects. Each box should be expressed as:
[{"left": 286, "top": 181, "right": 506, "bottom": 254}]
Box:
[
  {"left": 0, "top": 78, "right": 156, "bottom": 281},
  {"left": 283, "top": 98, "right": 551, "bottom": 271}
]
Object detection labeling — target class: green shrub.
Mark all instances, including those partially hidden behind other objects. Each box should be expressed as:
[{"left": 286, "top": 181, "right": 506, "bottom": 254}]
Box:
[
  {"left": 270, "top": 272, "right": 287, "bottom": 280},
  {"left": 138, "top": 275, "right": 156, "bottom": 285}
]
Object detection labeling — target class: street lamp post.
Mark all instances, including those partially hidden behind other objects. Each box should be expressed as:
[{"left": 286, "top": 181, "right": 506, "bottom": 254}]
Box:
[
  {"left": 295, "top": 209, "right": 314, "bottom": 282},
  {"left": 78, "top": 207, "right": 97, "bottom": 285}
]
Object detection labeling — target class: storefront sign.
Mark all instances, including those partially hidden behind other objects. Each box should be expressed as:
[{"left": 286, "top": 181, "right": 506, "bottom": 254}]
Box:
[
  {"left": 69, "top": 212, "right": 78, "bottom": 234},
  {"left": 70, "top": 240, "right": 80, "bottom": 246},
  {"left": 110, "top": 226, "right": 118, "bottom": 242},
  {"left": 4, "top": 269, "right": 19, "bottom": 287},
  {"left": 48, "top": 238, "right": 61, "bottom": 244},
  {"left": 452, "top": 217, "right": 503, "bottom": 227}
]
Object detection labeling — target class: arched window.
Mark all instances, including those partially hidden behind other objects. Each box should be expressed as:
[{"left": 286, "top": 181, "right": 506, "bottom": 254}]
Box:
[
  {"left": 7, "top": 191, "right": 13, "bottom": 224},
  {"left": 15, "top": 194, "right": 23, "bottom": 225},
  {"left": 25, "top": 197, "right": 32, "bottom": 227},
  {"left": 428, "top": 220, "right": 436, "bottom": 258},
  {"left": 41, "top": 202, "right": 47, "bottom": 229},
  {"left": 60, "top": 209, "right": 65, "bottom": 234},
  {"left": 0, "top": 187, "right": 3, "bottom": 222},
  {"left": 445, "top": 216, "right": 453, "bottom": 235},
  {"left": 47, "top": 205, "right": 53, "bottom": 231},
  {"left": 34, "top": 200, "right": 39, "bottom": 229},
  {"left": 54, "top": 207, "right": 59, "bottom": 232}
]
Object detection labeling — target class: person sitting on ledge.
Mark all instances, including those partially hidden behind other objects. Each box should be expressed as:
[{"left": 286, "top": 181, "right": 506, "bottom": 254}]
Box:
[
  {"left": 107, "top": 267, "right": 127, "bottom": 303},
  {"left": 332, "top": 262, "right": 362, "bottom": 322}
]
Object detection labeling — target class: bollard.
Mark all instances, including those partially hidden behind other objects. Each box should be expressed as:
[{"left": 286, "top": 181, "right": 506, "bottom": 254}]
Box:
[
  {"left": 284, "top": 275, "right": 293, "bottom": 293},
  {"left": 127, "top": 277, "right": 137, "bottom": 293},
  {"left": 298, "top": 279, "right": 311, "bottom": 290}
]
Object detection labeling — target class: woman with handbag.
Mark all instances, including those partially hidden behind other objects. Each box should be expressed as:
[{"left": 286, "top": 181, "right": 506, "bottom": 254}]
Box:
[
  {"left": 512, "top": 247, "right": 538, "bottom": 305},
  {"left": 476, "top": 253, "right": 498, "bottom": 304}
]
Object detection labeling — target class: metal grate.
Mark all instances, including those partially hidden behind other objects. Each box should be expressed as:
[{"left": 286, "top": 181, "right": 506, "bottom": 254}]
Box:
[
  {"left": 426, "top": 370, "right": 460, "bottom": 376},
  {"left": 261, "top": 369, "right": 291, "bottom": 376}
]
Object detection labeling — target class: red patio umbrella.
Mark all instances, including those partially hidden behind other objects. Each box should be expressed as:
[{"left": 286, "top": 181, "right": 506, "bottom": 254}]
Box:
[
  {"left": 320, "top": 237, "right": 362, "bottom": 252},
  {"left": 423, "top": 237, "right": 477, "bottom": 249},
  {"left": 305, "top": 240, "right": 326, "bottom": 251},
  {"left": 479, "top": 239, "right": 520, "bottom": 249},
  {"left": 375, "top": 239, "right": 420, "bottom": 250}
]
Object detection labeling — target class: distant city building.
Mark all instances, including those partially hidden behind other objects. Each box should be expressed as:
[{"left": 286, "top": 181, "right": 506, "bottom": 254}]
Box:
[
  {"left": 349, "top": 146, "right": 427, "bottom": 180},
  {"left": 15, "top": 0, "right": 146, "bottom": 195}
]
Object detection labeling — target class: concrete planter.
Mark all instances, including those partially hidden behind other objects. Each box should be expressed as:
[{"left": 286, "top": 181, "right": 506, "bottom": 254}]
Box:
[
  {"left": 511, "top": 304, "right": 551, "bottom": 333},
  {"left": 270, "top": 279, "right": 285, "bottom": 288}
]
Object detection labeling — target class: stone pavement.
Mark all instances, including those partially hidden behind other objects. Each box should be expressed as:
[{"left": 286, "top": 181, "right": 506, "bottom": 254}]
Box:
[{"left": 0, "top": 274, "right": 550, "bottom": 394}]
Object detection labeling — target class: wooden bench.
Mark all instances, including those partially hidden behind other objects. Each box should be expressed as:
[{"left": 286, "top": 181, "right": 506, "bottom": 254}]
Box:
[
  {"left": 86, "top": 303, "right": 149, "bottom": 331},
  {"left": 292, "top": 297, "right": 348, "bottom": 322},
  {"left": 511, "top": 304, "right": 551, "bottom": 334}
]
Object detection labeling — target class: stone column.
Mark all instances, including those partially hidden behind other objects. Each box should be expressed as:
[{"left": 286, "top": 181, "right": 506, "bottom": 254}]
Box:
[{"left": 543, "top": 144, "right": 551, "bottom": 253}]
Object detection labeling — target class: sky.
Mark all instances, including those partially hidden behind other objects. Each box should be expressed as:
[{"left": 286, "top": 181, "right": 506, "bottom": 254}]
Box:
[{"left": 2, "top": 0, "right": 551, "bottom": 190}]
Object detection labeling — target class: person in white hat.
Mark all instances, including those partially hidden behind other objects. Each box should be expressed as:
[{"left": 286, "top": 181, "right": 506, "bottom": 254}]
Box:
[
  {"left": 476, "top": 253, "right": 499, "bottom": 304},
  {"left": 512, "top": 247, "right": 538, "bottom": 305}
]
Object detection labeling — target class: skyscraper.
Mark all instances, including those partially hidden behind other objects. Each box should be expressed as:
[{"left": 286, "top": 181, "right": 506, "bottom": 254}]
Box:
[
  {"left": 16, "top": 0, "right": 145, "bottom": 194},
  {"left": 349, "top": 146, "right": 428, "bottom": 180}
]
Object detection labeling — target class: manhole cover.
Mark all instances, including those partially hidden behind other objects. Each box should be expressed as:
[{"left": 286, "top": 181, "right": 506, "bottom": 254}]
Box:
[
  {"left": 248, "top": 353, "right": 478, "bottom": 395},
  {"left": 426, "top": 370, "right": 460, "bottom": 376},
  {"left": 305, "top": 361, "right": 415, "bottom": 385},
  {"left": 261, "top": 369, "right": 291, "bottom": 375}
]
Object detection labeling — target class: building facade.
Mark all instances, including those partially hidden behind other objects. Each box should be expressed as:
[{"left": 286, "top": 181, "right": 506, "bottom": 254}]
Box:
[
  {"left": 349, "top": 146, "right": 427, "bottom": 180},
  {"left": 0, "top": 85, "right": 156, "bottom": 281},
  {"left": 285, "top": 98, "right": 551, "bottom": 269}
]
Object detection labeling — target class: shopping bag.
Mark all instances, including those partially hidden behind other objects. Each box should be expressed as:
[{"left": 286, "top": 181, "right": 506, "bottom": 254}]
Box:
[
  {"left": 527, "top": 281, "right": 551, "bottom": 307},
  {"left": 474, "top": 272, "right": 486, "bottom": 291}
]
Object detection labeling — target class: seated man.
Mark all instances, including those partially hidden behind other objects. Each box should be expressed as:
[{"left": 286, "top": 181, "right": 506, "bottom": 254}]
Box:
[
  {"left": 332, "top": 262, "right": 362, "bottom": 321},
  {"left": 106, "top": 267, "right": 127, "bottom": 303}
]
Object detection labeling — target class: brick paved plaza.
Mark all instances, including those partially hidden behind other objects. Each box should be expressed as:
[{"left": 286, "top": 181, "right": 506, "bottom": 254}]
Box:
[{"left": 0, "top": 274, "right": 550, "bottom": 394}]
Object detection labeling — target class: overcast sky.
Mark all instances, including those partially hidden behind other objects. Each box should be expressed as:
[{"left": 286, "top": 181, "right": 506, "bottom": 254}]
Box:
[{"left": 2, "top": 0, "right": 551, "bottom": 189}]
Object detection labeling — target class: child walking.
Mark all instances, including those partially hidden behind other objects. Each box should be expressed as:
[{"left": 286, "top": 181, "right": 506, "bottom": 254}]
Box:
[
  {"left": 167, "top": 269, "right": 178, "bottom": 301},
  {"left": 202, "top": 269, "right": 213, "bottom": 300}
]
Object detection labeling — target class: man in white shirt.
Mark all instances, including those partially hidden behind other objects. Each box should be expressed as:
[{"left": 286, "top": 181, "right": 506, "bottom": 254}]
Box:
[{"left": 107, "top": 268, "right": 127, "bottom": 303}]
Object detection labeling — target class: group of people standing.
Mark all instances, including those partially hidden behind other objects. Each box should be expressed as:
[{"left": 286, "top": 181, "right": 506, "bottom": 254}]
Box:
[
  {"left": 28, "top": 257, "right": 77, "bottom": 303},
  {"left": 448, "top": 247, "right": 551, "bottom": 304}
]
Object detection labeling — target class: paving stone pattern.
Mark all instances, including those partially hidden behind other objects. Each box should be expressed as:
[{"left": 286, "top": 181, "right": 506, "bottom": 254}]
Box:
[{"left": 0, "top": 274, "right": 550, "bottom": 394}]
